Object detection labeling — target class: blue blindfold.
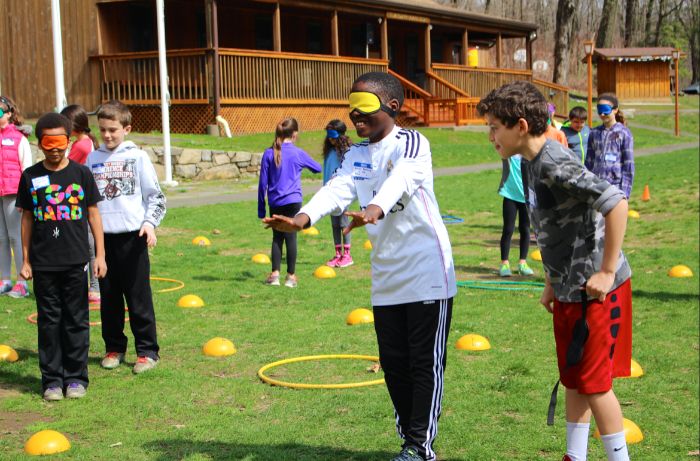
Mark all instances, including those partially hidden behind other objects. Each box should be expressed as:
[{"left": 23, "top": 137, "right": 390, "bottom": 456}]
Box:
[
  {"left": 597, "top": 103, "right": 614, "bottom": 116},
  {"left": 326, "top": 129, "right": 340, "bottom": 139}
]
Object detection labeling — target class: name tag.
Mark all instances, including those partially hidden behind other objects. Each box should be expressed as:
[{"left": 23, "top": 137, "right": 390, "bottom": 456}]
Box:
[
  {"left": 604, "top": 153, "right": 618, "bottom": 163},
  {"left": 352, "top": 162, "right": 373, "bottom": 180},
  {"left": 32, "top": 175, "right": 50, "bottom": 189},
  {"left": 1, "top": 138, "right": 14, "bottom": 146}
]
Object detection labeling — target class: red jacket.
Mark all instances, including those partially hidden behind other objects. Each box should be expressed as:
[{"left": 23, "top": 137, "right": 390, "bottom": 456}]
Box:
[{"left": 0, "top": 124, "right": 24, "bottom": 196}]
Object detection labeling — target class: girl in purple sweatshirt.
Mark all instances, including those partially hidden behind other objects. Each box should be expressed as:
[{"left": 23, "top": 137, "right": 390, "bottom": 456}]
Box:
[{"left": 258, "top": 118, "right": 321, "bottom": 288}]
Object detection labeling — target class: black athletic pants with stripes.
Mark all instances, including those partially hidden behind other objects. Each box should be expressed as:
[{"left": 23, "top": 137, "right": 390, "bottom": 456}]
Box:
[
  {"left": 100, "top": 231, "right": 159, "bottom": 360},
  {"left": 374, "top": 298, "right": 453, "bottom": 461},
  {"left": 35, "top": 265, "right": 90, "bottom": 391}
]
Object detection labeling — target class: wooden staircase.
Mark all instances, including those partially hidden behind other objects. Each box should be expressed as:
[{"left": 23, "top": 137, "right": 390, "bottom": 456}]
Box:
[{"left": 388, "top": 69, "right": 483, "bottom": 128}]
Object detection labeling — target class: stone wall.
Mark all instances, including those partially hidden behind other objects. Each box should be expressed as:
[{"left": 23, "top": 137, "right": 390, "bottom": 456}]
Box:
[
  {"left": 30, "top": 145, "right": 263, "bottom": 181},
  {"left": 142, "top": 147, "right": 263, "bottom": 181}
]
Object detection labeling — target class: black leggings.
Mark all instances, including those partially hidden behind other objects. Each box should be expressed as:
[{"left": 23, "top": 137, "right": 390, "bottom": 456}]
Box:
[
  {"left": 500, "top": 197, "right": 530, "bottom": 261},
  {"left": 269, "top": 202, "right": 302, "bottom": 274}
]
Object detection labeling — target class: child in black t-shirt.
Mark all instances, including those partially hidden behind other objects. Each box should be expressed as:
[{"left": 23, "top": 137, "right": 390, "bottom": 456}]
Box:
[{"left": 16, "top": 113, "right": 106, "bottom": 401}]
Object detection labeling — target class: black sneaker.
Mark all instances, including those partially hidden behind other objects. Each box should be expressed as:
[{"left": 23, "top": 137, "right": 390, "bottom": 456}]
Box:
[{"left": 391, "top": 446, "right": 424, "bottom": 461}]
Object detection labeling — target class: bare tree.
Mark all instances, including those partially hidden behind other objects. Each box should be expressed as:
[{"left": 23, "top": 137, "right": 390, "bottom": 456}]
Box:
[
  {"left": 653, "top": 0, "right": 684, "bottom": 45},
  {"left": 625, "top": 0, "right": 641, "bottom": 46},
  {"left": 677, "top": 0, "right": 700, "bottom": 83},
  {"left": 644, "top": 0, "right": 657, "bottom": 45},
  {"left": 553, "top": 0, "right": 577, "bottom": 84},
  {"left": 596, "top": 0, "right": 619, "bottom": 48}
]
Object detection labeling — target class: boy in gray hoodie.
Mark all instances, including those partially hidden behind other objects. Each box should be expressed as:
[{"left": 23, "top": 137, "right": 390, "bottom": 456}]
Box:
[{"left": 87, "top": 100, "right": 166, "bottom": 375}]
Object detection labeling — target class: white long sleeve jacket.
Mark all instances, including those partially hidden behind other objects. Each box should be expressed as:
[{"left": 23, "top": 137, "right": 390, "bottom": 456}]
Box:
[
  {"left": 87, "top": 141, "right": 166, "bottom": 234},
  {"left": 300, "top": 126, "right": 456, "bottom": 306}
]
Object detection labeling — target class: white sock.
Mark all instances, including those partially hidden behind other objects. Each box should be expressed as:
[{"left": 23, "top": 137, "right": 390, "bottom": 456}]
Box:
[
  {"left": 566, "top": 422, "right": 590, "bottom": 461},
  {"left": 601, "top": 431, "right": 629, "bottom": 461}
]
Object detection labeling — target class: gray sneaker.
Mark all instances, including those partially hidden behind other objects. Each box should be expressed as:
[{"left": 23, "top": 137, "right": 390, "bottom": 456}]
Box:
[
  {"left": 391, "top": 446, "right": 424, "bottom": 461},
  {"left": 65, "top": 383, "right": 86, "bottom": 399},
  {"left": 133, "top": 356, "right": 158, "bottom": 374},
  {"left": 284, "top": 274, "right": 298, "bottom": 288},
  {"left": 43, "top": 387, "right": 63, "bottom": 401},
  {"left": 101, "top": 352, "right": 125, "bottom": 369}
]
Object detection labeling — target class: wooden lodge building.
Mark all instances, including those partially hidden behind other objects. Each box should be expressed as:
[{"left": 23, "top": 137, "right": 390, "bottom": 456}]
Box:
[{"left": 1, "top": 0, "right": 568, "bottom": 134}]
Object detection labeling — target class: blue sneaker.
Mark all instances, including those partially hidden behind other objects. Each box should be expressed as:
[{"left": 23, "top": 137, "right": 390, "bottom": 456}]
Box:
[
  {"left": 498, "top": 263, "right": 512, "bottom": 277},
  {"left": 391, "top": 446, "right": 424, "bottom": 461}
]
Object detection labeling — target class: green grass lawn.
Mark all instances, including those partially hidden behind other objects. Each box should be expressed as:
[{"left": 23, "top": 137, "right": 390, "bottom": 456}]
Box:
[{"left": 1, "top": 145, "right": 698, "bottom": 459}]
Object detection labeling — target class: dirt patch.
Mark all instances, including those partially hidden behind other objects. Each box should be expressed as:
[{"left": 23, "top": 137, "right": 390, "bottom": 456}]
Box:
[{"left": 0, "top": 409, "right": 50, "bottom": 435}]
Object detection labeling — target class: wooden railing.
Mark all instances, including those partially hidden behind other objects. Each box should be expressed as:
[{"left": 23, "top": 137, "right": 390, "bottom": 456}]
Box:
[
  {"left": 218, "top": 49, "right": 388, "bottom": 103},
  {"left": 432, "top": 63, "right": 533, "bottom": 99},
  {"left": 95, "top": 49, "right": 211, "bottom": 104},
  {"left": 533, "top": 79, "right": 569, "bottom": 119}
]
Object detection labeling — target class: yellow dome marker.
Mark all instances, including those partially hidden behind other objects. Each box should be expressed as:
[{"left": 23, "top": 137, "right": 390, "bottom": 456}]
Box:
[
  {"left": 177, "top": 294, "right": 205, "bottom": 308},
  {"left": 593, "top": 418, "right": 644, "bottom": 444},
  {"left": 668, "top": 265, "right": 693, "bottom": 277},
  {"left": 314, "top": 266, "right": 336, "bottom": 279},
  {"left": 302, "top": 226, "right": 320, "bottom": 236},
  {"left": 203, "top": 337, "right": 236, "bottom": 357},
  {"left": 192, "top": 236, "right": 211, "bottom": 246},
  {"left": 0, "top": 345, "right": 19, "bottom": 362},
  {"left": 251, "top": 253, "right": 271, "bottom": 264},
  {"left": 628, "top": 210, "right": 640, "bottom": 219},
  {"left": 363, "top": 239, "right": 373, "bottom": 250},
  {"left": 530, "top": 249, "right": 542, "bottom": 261},
  {"left": 346, "top": 308, "right": 374, "bottom": 325},
  {"left": 629, "top": 359, "right": 644, "bottom": 378},
  {"left": 24, "top": 430, "right": 71, "bottom": 455},
  {"left": 455, "top": 334, "right": 491, "bottom": 351}
]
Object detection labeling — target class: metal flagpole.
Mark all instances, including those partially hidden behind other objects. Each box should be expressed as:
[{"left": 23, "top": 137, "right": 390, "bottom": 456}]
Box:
[
  {"left": 156, "top": 0, "right": 177, "bottom": 186},
  {"left": 51, "top": 0, "right": 67, "bottom": 112}
]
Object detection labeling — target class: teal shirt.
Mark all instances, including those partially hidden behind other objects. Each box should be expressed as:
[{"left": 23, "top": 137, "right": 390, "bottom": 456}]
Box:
[{"left": 498, "top": 155, "right": 525, "bottom": 203}]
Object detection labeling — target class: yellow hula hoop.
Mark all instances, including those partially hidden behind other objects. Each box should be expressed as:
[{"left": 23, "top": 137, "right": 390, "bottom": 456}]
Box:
[
  {"left": 257, "top": 354, "right": 385, "bottom": 390},
  {"left": 150, "top": 276, "right": 185, "bottom": 293}
]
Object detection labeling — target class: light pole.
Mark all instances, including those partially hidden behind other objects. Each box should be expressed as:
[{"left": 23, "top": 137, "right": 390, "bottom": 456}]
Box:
[
  {"left": 672, "top": 48, "right": 681, "bottom": 137},
  {"left": 584, "top": 41, "right": 594, "bottom": 128}
]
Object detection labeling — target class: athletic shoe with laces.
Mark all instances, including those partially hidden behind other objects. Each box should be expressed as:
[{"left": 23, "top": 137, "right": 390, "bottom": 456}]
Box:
[
  {"left": 43, "top": 386, "right": 63, "bottom": 401},
  {"left": 101, "top": 352, "right": 125, "bottom": 369},
  {"left": 284, "top": 274, "right": 298, "bottom": 288},
  {"left": 264, "top": 273, "right": 280, "bottom": 286},
  {"left": 391, "top": 446, "right": 424, "bottom": 461},
  {"left": 133, "top": 356, "right": 158, "bottom": 374},
  {"left": 498, "top": 263, "right": 512, "bottom": 277},
  {"left": 337, "top": 253, "right": 354, "bottom": 267},
  {"left": 0, "top": 282, "right": 12, "bottom": 295},
  {"left": 326, "top": 254, "right": 342, "bottom": 267},
  {"left": 518, "top": 262, "right": 534, "bottom": 276},
  {"left": 7, "top": 282, "right": 29, "bottom": 298},
  {"left": 65, "top": 383, "right": 86, "bottom": 399}
]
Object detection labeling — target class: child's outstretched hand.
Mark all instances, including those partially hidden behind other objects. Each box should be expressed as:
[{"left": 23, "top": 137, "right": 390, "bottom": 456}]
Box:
[
  {"left": 139, "top": 224, "right": 157, "bottom": 248},
  {"left": 344, "top": 205, "right": 384, "bottom": 235},
  {"left": 262, "top": 214, "right": 309, "bottom": 232},
  {"left": 19, "top": 262, "right": 32, "bottom": 281}
]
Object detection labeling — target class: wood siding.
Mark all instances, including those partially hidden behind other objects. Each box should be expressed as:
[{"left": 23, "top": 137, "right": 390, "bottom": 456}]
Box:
[
  {"left": 0, "top": 0, "right": 101, "bottom": 116},
  {"left": 597, "top": 60, "right": 670, "bottom": 100}
]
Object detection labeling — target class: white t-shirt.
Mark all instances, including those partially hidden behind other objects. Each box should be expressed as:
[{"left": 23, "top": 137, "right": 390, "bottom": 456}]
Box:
[{"left": 299, "top": 125, "right": 457, "bottom": 306}]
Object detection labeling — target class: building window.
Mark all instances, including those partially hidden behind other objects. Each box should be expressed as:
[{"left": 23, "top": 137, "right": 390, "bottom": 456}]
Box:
[{"left": 255, "top": 15, "right": 273, "bottom": 51}]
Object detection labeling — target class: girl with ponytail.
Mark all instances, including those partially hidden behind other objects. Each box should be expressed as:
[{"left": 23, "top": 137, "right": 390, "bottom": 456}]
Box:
[
  {"left": 258, "top": 118, "right": 321, "bottom": 288},
  {"left": 60, "top": 105, "right": 98, "bottom": 165},
  {"left": 585, "top": 93, "right": 635, "bottom": 198}
]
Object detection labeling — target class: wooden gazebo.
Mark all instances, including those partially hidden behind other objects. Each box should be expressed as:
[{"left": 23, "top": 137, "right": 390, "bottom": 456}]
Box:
[{"left": 591, "top": 47, "right": 679, "bottom": 100}]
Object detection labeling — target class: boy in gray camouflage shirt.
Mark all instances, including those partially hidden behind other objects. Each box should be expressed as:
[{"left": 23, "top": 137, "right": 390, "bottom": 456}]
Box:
[{"left": 478, "top": 81, "right": 633, "bottom": 461}]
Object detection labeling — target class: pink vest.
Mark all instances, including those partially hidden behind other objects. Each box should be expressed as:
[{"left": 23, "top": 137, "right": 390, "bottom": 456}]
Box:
[{"left": 0, "top": 124, "right": 24, "bottom": 196}]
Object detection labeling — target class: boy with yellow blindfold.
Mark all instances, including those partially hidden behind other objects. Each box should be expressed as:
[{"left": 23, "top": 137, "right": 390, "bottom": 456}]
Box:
[
  {"left": 15, "top": 112, "right": 106, "bottom": 401},
  {"left": 264, "top": 72, "right": 456, "bottom": 461}
]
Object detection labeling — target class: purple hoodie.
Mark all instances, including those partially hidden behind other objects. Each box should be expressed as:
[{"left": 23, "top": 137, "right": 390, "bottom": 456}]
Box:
[{"left": 258, "top": 142, "right": 321, "bottom": 218}]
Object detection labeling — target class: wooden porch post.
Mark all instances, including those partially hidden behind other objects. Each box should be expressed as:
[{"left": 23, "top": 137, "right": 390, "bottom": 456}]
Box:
[
  {"left": 496, "top": 33, "right": 502, "bottom": 68},
  {"left": 211, "top": 0, "right": 220, "bottom": 116},
  {"left": 462, "top": 28, "right": 468, "bottom": 66},
  {"left": 273, "top": 2, "right": 281, "bottom": 52},
  {"left": 381, "top": 17, "right": 388, "bottom": 61},
  {"left": 425, "top": 24, "right": 432, "bottom": 72},
  {"left": 331, "top": 10, "right": 339, "bottom": 56},
  {"left": 526, "top": 35, "right": 533, "bottom": 70}
]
